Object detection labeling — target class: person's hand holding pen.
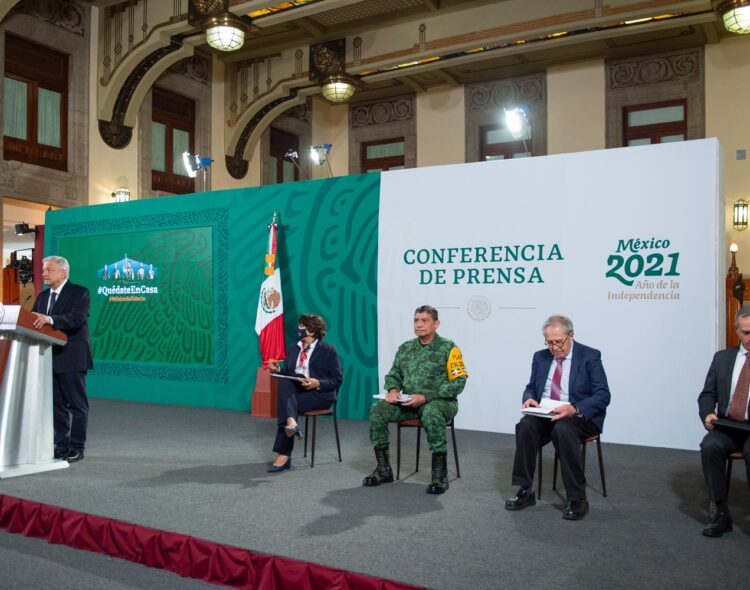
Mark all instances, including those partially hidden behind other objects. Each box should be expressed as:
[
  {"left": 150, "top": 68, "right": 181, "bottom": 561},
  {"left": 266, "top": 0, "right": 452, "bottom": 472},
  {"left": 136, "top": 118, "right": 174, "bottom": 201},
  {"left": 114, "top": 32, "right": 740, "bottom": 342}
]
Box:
[{"left": 267, "top": 359, "right": 282, "bottom": 373}]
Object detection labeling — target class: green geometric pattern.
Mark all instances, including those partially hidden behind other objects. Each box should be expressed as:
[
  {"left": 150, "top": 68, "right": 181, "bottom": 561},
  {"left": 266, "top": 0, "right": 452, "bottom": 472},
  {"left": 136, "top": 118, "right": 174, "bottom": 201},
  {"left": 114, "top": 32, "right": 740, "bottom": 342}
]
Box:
[{"left": 43, "top": 174, "right": 380, "bottom": 419}]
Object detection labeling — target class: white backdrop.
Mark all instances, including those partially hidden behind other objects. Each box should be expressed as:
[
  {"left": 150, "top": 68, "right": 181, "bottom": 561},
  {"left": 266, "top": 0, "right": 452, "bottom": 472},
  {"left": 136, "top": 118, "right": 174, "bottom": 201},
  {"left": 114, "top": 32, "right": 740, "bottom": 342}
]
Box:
[{"left": 378, "top": 139, "right": 722, "bottom": 450}]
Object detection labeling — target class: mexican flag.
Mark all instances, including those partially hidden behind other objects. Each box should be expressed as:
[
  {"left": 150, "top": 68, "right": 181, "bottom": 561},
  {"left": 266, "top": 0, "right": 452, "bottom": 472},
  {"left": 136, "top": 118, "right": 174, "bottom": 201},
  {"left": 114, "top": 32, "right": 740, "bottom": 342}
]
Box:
[{"left": 255, "top": 212, "right": 285, "bottom": 367}]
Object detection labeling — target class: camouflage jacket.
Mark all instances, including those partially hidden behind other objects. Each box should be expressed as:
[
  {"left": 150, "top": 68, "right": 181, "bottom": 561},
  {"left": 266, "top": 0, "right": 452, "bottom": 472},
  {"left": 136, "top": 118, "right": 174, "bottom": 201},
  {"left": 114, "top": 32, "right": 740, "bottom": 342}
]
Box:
[{"left": 384, "top": 334, "right": 468, "bottom": 402}]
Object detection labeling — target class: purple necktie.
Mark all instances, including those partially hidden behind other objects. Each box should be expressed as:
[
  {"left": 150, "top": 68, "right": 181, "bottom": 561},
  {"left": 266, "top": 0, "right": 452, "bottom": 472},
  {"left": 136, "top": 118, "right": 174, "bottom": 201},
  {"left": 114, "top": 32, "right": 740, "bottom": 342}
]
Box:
[{"left": 550, "top": 358, "right": 563, "bottom": 401}]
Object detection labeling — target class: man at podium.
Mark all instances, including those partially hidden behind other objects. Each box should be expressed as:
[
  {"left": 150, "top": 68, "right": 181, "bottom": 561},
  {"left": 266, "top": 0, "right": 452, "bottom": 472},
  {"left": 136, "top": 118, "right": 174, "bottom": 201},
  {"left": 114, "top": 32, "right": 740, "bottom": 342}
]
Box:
[{"left": 31, "top": 256, "right": 93, "bottom": 463}]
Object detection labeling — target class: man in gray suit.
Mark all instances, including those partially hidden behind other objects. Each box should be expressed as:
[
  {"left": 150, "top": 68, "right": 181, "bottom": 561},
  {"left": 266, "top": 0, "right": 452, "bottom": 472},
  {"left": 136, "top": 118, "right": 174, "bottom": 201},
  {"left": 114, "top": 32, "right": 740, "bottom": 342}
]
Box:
[{"left": 698, "top": 306, "right": 750, "bottom": 537}]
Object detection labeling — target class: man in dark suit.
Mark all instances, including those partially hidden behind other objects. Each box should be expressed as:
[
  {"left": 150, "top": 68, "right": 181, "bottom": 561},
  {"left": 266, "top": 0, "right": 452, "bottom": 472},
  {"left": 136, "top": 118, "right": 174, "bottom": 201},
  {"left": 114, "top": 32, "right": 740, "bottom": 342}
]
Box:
[
  {"left": 505, "top": 315, "right": 611, "bottom": 520},
  {"left": 266, "top": 313, "right": 343, "bottom": 473},
  {"left": 31, "top": 256, "right": 93, "bottom": 463},
  {"left": 698, "top": 307, "right": 750, "bottom": 537}
]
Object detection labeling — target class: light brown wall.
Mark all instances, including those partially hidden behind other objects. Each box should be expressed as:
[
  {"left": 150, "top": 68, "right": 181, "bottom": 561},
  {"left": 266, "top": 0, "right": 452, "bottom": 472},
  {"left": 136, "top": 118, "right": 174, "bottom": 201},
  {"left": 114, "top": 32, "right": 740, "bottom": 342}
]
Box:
[
  {"left": 416, "top": 85, "right": 465, "bottom": 167},
  {"left": 547, "top": 59, "right": 605, "bottom": 155},
  {"left": 311, "top": 97, "right": 349, "bottom": 179},
  {"left": 706, "top": 35, "right": 750, "bottom": 271}
]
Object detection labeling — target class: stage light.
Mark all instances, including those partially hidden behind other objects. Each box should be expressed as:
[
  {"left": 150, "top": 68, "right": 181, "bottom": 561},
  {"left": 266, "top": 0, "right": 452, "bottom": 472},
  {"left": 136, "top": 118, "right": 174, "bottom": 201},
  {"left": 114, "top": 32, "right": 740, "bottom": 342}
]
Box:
[
  {"left": 111, "top": 187, "right": 131, "bottom": 202},
  {"left": 284, "top": 149, "right": 307, "bottom": 179},
  {"left": 718, "top": 0, "right": 750, "bottom": 34},
  {"left": 309, "top": 144, "right": 333, "bottom": 177},
  {"left": 14, "top": 222, "right": 35, "bottom": 236},
  {"left": 310, "top": 144, "right": 331, "bottom": 166},
  {"left": 182, "top": 152, "right": 214, "bottom": 179},
  {"left": 734, "top": 199, "right": 748, "bottom": 230},
  {"left": 504, "top": 106, "right": 530, "bottom": 140}
]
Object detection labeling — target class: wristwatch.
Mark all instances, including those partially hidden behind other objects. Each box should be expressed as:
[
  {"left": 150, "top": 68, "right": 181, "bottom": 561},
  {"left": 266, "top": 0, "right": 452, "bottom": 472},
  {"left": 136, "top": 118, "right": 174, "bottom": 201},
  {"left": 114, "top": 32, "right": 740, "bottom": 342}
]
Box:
[{"left": 573, "top": 405, "right": 582, "bottom": 417}]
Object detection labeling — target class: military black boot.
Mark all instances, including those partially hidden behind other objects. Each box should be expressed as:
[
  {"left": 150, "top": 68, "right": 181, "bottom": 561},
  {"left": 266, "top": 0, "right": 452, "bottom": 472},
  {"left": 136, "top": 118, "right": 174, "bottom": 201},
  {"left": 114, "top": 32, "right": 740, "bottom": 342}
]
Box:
[
  {"left": 426, "top": 452, "right": 448, "bottom": 494},
  {"left": 362, "top": 446, "right": 394, "bottom": 486}
]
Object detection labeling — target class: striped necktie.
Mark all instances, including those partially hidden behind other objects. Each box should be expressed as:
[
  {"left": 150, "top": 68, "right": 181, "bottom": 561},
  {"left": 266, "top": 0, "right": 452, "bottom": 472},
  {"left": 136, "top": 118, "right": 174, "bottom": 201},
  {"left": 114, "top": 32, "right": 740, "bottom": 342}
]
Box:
[
  {"left": 550, "top": 358, "right": 563, "bottom": 401},
  {"left": 47, "top": 291, "right": 57, "bottom": 314}
]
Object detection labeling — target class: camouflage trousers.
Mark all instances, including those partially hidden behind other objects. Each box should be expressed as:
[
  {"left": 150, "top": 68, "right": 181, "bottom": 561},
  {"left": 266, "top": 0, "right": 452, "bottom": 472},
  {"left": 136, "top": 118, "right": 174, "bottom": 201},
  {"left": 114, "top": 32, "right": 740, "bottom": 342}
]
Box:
[{"left": 368, "top": 399, "right": 458, "bottom": 453}]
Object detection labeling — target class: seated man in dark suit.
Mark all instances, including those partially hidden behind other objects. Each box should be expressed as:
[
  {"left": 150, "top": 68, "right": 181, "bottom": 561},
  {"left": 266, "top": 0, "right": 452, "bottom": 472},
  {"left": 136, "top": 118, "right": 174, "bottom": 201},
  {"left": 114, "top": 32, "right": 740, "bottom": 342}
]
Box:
[
  {"left": 698, "top": 307, "right": 750, "bottom": 537},
  {"left": 505, "top": 315, "right": 611, "bottom": 520}
]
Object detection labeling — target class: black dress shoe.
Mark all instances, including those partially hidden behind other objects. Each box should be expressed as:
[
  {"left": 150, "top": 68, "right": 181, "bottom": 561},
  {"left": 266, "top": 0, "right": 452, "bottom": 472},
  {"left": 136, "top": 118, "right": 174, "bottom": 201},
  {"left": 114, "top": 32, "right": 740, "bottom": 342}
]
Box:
[
  {"left": 702, "top": 511, "right": 732, "bottom": 537},
  {"left": 66, "top": 449, "right": 85, "bottom": 463},
  {"left": 267, "top": 457, "right": 291, "bottom": 473},
  {"left": 562, "top": 499, "right": 589, "bottom": 520},
  {"left": 505, "top": 488, "right": 536, "bottom": 511},
  {"left": 54, "top": 447, "right": 69, "bottom": 460}
]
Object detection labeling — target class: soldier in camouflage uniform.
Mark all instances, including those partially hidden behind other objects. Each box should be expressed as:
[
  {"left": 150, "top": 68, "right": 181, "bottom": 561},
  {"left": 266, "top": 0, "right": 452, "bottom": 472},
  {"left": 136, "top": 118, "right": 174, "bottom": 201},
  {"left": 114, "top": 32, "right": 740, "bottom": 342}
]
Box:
[{"left": 363, "top": 305, "right": 468, "bottom": 494}]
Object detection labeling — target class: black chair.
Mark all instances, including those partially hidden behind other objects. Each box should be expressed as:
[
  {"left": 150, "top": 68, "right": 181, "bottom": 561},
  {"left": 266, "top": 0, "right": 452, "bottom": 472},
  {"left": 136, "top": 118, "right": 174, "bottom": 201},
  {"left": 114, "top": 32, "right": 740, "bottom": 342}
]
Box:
[
  {"left": 396, "top": 417, "right": 460, "bottom": 480},
  {"left": 302, "top": 401, "right": 341, "bottom": 468},
  {"left": 536, "top": 434, "right": 606, "bottom": 499}
]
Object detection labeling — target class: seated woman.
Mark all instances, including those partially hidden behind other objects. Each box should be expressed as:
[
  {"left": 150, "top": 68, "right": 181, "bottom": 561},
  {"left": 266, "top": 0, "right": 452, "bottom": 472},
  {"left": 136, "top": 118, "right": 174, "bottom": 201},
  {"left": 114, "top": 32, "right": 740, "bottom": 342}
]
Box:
[{"left": 266, "top": 313, "right": 343, "bottom": 472}]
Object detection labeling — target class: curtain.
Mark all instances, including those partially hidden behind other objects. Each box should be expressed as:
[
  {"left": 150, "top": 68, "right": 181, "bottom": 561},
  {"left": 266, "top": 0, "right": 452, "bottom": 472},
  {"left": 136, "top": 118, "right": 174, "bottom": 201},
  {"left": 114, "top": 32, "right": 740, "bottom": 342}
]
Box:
[
  {"left": 37, "top": 88, "right": 61, "bottom": 147},
  {"left": 3, "top": 77, "right": 27, "bottom": 140},
  {"left": 172, "top": 129, "right": 190, "bottom": 176},
  {"left": 152, "top": 122, "right": 166, "bottom": 172}
]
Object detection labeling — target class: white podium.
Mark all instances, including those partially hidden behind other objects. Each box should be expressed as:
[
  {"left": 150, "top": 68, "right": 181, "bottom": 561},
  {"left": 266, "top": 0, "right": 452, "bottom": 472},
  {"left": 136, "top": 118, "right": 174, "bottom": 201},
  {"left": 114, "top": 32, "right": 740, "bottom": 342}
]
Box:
[{"left": 0, "top": 305, "right": 69, "bottom": 478}]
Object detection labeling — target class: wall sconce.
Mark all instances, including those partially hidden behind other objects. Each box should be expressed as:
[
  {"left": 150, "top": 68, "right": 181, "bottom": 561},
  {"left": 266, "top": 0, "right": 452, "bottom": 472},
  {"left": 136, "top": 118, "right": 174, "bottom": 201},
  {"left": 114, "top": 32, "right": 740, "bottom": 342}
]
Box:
[
  {"left": 717, "top": 0, "right": 750, "bottom": 34},
  {"left": 734, "top": 198, "right": 748, "bottom": 230},
  {"left": 310, "top": 144, "right": 333, "bottom": 177},
  {"left": 111, "top": 187, "right": 131, "bottom": 202},
  {"left": 188, "top": 0, "right": 247, "bottom": 52}
]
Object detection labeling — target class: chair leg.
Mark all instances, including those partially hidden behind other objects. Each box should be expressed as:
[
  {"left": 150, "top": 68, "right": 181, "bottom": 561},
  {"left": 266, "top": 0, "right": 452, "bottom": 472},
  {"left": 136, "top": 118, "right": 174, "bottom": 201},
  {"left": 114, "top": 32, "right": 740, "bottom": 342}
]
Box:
[
  {"left": 396, "top": 424, "right": 402, "bottom": 481},
  {"left": 310, "top": 416, "right": 317, "bottom": 468},
  {"left": 333, "top": 413, "right": 342, "bottom": 462},
  {"left": 303, "top": 415, "right": 309, "bottom": 457},
  {"left": 415, "top": 427, "right": 421, "bottom": 473},
  {"left": 552, "top": 450, "right": 559, "bottom": 492},
  {"left": 596, "top": 438, "right": 607, "bottom": 497},
  {"left": 537, "top": 446, "right": 543, "bottom": 500},
  {"left": 450, "top": 422, "right": 460, "bottom": 478}
]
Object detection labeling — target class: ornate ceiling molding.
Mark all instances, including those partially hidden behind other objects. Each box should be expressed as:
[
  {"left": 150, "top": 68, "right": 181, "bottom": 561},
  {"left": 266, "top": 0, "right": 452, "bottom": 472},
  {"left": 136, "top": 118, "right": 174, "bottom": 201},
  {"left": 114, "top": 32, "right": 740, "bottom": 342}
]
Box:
[
  {"left": 15, "top": 0, "right": 85, "bottom": 36},
  {"left": 99, "top": 36, "right": 185, "bottom": 149},
  {"left": 169, "top": 55, "right": 210, "bottom": 84},
  {"left": 467, "top": 78, "right": 544, "bottom": 111},
  {"left": 351, "top": 97, "right": 414, "bottom": 128},
  {"left": 608, "top": 48, "right": 701, "bottom": 89},
  {"left": 226, "top": 91, "right": 300, "bottom": 179}
]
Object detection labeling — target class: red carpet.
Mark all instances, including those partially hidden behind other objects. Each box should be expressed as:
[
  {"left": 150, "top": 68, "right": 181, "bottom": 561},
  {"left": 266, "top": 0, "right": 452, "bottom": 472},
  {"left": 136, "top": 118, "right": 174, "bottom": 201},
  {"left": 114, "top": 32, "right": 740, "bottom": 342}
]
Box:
[{"left": 0, "top": 494, "right": 424, "bottom": 590}]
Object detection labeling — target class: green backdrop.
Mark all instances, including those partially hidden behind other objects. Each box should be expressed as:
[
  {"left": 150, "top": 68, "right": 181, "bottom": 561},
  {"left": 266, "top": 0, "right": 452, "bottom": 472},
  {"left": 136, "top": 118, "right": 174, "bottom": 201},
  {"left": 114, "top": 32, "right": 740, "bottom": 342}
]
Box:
[{"left": 44, "top": 174, "right": 380, "bottom": 419}]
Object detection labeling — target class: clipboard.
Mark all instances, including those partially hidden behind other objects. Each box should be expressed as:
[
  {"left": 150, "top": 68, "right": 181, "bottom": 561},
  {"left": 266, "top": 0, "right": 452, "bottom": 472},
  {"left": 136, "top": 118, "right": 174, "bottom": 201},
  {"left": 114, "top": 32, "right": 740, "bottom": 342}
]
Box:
[
  {"left": 271, "top": 373, "right": 306, "bottom": 382},
  {"left": 713, "top": 418, "right": 750, "bottom": 432}
]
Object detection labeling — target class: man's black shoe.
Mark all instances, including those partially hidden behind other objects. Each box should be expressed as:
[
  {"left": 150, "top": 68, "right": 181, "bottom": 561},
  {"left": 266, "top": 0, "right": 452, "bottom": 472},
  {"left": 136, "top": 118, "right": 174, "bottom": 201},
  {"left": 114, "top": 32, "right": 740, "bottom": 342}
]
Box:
[
  {"left": 54, "top": 448, "right": 69, "bottom": 460},
  {"left": 66, "top": 449, "right": 85, "bottom": 463},
  {"left": 505, "top": 487, "right": 536, "bottom": 510},
  {"left": 562, "top": 499, "right": 589, "bottom": 520},
  {"left": 702, "top": 510, "right": 732, "bottom": 537}
]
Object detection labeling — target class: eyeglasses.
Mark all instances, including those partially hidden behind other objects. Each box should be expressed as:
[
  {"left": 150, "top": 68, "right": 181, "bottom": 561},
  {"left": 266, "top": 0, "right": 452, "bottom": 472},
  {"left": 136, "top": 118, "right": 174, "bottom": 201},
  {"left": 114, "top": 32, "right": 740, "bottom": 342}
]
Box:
[{"left": 544, "top": 333, "right": 571, "bottom": 349}]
